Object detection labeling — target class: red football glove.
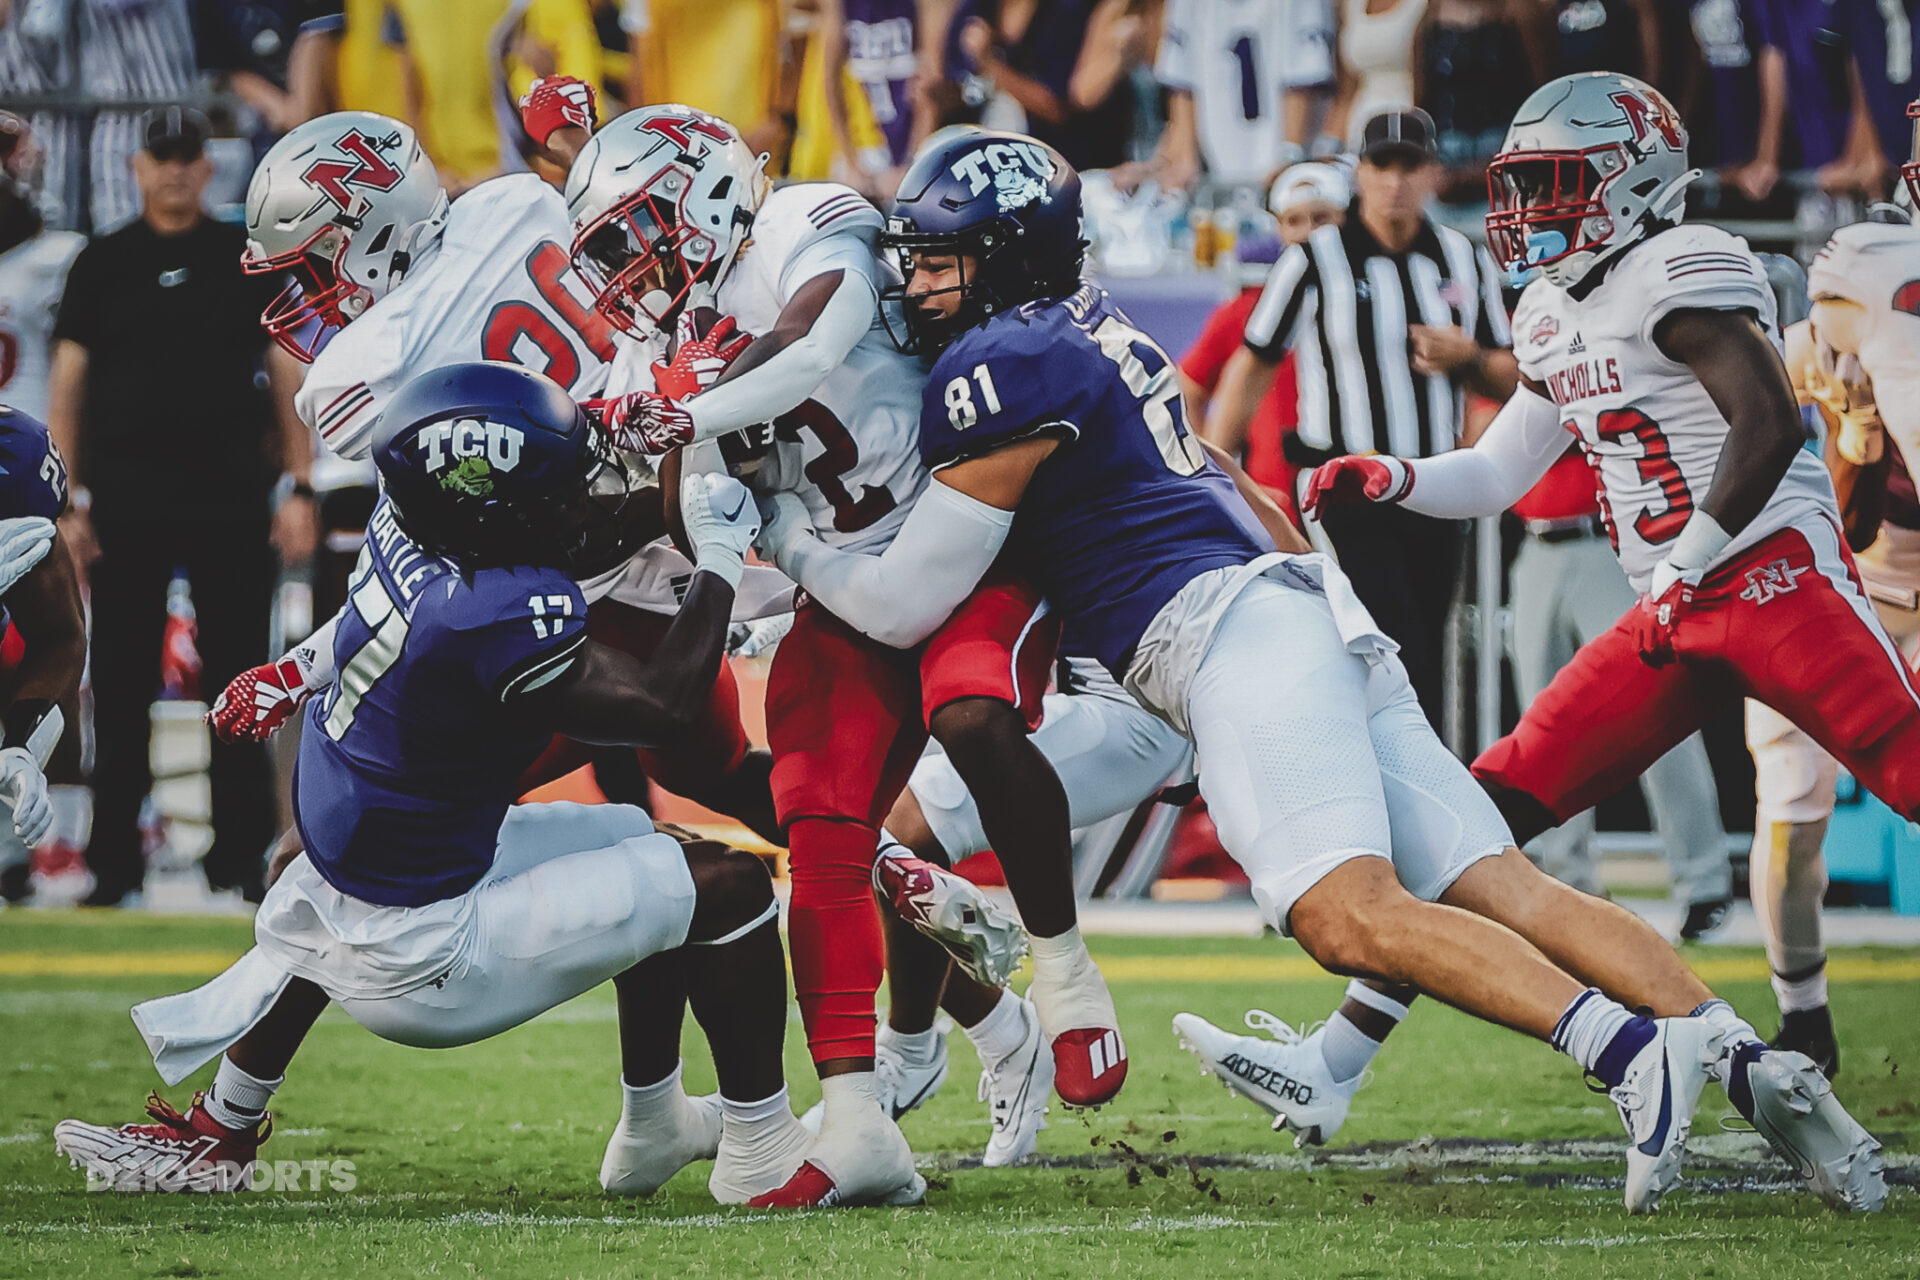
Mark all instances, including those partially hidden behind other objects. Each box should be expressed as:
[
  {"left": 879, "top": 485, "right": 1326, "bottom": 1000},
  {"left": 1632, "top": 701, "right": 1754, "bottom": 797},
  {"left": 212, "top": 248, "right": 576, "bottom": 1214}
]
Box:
[
  {"left": 1628, "top": 563, "right": 1702, "bottom": 668},
  {"left": 207, "top": 657, "right": 316, "bottom": 743},
  {"left": 518, "top": 75, "right": 597, "bottom": 146},
  {"left": 654, "top": 313, "right": 754, "bottom": 399},
  {"left": 1300, "top": 455, "right": 1412, "bottom": 520},
  {"left": 599, "top": 391, "right": 697, "bottom": 454}
]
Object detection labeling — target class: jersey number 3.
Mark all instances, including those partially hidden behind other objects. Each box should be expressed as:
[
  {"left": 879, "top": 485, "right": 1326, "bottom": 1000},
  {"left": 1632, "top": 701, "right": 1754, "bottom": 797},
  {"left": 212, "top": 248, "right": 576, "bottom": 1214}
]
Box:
[{"left": 1594, "top": 407, "right": 1692, "bottom": 545}]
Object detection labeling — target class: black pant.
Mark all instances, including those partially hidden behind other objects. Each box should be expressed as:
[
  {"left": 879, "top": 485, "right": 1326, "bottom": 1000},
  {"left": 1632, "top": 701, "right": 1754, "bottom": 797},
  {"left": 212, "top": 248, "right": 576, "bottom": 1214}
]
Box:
[
  {"left": 85, "top": 516, "right": 278, "bottom": 895},
  {"left": 1315, "top": 502, "right": 1464, "bottom": 732}
]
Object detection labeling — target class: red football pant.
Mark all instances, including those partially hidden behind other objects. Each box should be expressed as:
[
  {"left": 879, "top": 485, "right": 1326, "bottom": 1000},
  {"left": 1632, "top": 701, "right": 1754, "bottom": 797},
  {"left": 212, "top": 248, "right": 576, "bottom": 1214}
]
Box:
[
  {"left": 517, "top": 598, "right": 752, "bottom": 797},
  {"left": 1476, "top": 518, "right": 1920, "bottom": 823},
  {"left": 768, "top": 570, "right": 1056, "bottom": 1065}
]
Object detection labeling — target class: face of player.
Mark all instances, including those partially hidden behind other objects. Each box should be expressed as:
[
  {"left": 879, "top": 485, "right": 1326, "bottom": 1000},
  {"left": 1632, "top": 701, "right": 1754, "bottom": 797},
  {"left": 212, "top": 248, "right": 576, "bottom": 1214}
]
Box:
[
  {"left": 903, "top": 251, "right": 981, "bottom": 321},
  {"left": 1278, "top": 201, "right": 1343, "bottom": 246}
]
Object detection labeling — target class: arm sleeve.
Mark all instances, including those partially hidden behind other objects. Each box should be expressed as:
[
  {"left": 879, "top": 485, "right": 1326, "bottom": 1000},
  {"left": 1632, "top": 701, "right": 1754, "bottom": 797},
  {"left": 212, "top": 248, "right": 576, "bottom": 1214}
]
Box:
[
  {"left": 1242, "top": 243, "right": 1317, "bottom": 361},
  {"left": 686, "top": 265, "right": 877, "bottom": 441},
  {"left": 778, "top": 479, "right": 1013, "bottom": 648},
  {"left": 1396, "top": 385, "right": 1568, "bottom": 518}
]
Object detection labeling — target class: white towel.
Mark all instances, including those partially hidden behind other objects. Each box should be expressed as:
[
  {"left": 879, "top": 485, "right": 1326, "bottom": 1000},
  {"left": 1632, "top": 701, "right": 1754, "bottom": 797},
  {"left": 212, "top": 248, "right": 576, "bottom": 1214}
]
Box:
[{"left": 131, "top": 948, "right": 294, "bottom": 1086}]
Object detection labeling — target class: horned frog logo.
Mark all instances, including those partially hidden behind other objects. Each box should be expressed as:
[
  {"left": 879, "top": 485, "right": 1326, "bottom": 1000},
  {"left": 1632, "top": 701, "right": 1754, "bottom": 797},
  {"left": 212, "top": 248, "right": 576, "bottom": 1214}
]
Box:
[
  {"left": 440, "top": 455, "right": 495, "bottom": 497},
  {"left": 994, "top": 166, "right": 1047, "bottom": 214}
]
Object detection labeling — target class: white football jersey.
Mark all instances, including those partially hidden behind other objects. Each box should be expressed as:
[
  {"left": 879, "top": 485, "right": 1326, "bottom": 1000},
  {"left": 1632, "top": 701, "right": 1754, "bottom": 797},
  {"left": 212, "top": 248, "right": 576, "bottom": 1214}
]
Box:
[
  {"left": 0, "top": 230, "right": 83, "bottom": 422},
  {"left": 1512, "top": 223, "right": 1837, "bottom": 591},
  {"left": 606, "top": 182, "right": 929, "bottom": 555},
  {"left": 296, "top": 174, "right": 615, "bottom": 461},
  {"left": 1807, "top": 221, "right": 1920, "bottom": 484},
  {"left": 1156, "top": 0, "right": 1335, "bottom": 185}
]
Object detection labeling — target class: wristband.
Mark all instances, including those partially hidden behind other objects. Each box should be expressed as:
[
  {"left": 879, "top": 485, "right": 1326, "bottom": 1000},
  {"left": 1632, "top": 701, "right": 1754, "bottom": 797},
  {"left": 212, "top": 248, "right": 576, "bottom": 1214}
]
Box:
[
  {"left": 2, "top": 698, "right": 55, "bottom": 752},
  {"left": 1665, "top": 510, "right": 1732, "bottom": 574}
]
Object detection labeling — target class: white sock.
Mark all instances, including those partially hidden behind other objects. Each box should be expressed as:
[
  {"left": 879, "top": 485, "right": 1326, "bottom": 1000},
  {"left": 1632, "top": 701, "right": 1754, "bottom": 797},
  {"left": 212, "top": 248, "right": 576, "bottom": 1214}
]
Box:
[
  {"left": 962, "top": 989, "right": 1025, "bottom": 1067},
  {"left": 1319, "top": 1013, "right": 1384, "bottom": 1085},
  {"left": 204, "top": 1057, "right": 280, "bottom": 1130},
  {"left": 1550, "top": 989, "right": 1636, "bottom": 1074},
  {"left": 1772, "top": 963, "right": 1829, "bottom": 1014},
  {"left": 819, "top": 1071, "right": 881, "bottom": 1124},
  {"left": 48, "top": 785, "right": 89, "bottom": 847},
  {"left": 617, "top": 1061, "right": 688, "bottom": 1135},
  {"left": 1029, "top": 923, "right": 1092, "bottom": 970},
  {"left": 1750, "top": 817, "right": 1829, "bottom": 977},
  {"left": 721, "top": 1086, "right": 791, "bottom": 1127},
  {"left": 878, "top": 1022, "right": 940, "bottom": 1063}
]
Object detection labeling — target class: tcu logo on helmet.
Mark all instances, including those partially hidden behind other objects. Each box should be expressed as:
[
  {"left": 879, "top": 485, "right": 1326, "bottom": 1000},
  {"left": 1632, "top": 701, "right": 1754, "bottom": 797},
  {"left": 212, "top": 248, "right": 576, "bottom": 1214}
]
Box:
[
  {"left": 303, "top": 129, "right": 404, "bottom": 215},
  {"left": 417, "top": 419, "right": 525, "bottom": 497},
  {"left": 1610, "top": 91, "right": 1683, "bottom": 151},
  {"left": 948, "top": 140, "right": 1055, "bottom": 209}
]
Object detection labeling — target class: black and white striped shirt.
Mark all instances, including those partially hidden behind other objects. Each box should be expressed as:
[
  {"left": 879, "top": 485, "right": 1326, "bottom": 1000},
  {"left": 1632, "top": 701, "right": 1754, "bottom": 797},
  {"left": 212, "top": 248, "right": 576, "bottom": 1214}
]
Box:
[{"left": 1243, "top": 211, "right": 1511, "bottom": 462}]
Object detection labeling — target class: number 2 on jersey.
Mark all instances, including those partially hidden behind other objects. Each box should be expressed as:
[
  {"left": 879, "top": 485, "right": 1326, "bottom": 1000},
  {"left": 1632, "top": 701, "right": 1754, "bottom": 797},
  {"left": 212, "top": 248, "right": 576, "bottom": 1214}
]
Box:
[
  {"left": 1092, "top": 316, "right": 1204, "bottom": 476},
  {"left": 1595, "top": 407, "right": 1692, "bottom": 544}
]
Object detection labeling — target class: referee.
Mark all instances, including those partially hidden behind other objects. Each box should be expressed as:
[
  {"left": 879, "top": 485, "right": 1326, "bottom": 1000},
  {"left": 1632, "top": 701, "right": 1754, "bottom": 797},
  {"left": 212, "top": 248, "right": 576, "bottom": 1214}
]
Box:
[{"left": 1205, "top": 109, "right": 1518, "bottom": 726}]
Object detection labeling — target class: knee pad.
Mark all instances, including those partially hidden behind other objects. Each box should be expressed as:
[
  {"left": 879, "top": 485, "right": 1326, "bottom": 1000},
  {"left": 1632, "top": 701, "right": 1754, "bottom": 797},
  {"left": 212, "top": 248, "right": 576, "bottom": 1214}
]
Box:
[{"left": 1751, "top": 737, "right": 1839, "bottom": 825}]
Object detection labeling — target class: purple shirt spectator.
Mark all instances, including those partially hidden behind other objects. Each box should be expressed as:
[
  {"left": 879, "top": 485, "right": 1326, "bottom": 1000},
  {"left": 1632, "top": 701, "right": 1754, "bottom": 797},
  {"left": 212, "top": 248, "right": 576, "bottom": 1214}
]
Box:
[
  {"left": 1764, "top": 0, "right": 1855, "bottom": 170},
  {"left": 1836, "top": 0, "right": 1919, "bottom": 171},
  {"left": 845, "top": 0, "right": 917, "bottom": 165},
  {"left": 1688, "top": 0, "right": 1775, "bottom": 168}
]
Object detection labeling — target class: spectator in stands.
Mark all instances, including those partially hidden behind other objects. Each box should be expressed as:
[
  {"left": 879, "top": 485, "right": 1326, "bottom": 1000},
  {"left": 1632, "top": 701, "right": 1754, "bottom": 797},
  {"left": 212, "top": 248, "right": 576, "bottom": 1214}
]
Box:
[
  {"left": 1542, "top": 0, "right": 1660, "bottom": 81},
  {"left": 1327, "top": 0, "right": 1424, "bottom": 147},
  {"left": 1417, "top": 0, "right": 1552, "bottom": 203},
  {"left": 1190, "top": 161, "right": 1352, "bottom": 522},
  {"left": 799, "top": 0, "right": 919, "bottom": 195},
  {"left": 1148, "top": 0, "right": 1336, "bottom": 191},
  {"left": 938, "top": 0, "right": 1149, "bottom": 172},
  {"left": 69, "top": 0, "right": 200, "bottom": 233},
  {"left": 44, "top": 109, "right": 314, "bottom": 907},
  {"left": 386, "top": 0, "right": 600, "bottom": 193},
  {"left": 0, "top": 0, "right": 83, "bottom": 230},
  {"left": 1765, "top": 0, "right": 1886, "bottom": 199},
  {"left": 1831, "top": 0, "right": 1915, "bottom": 199},
  {"left": 286, "top": 0, "right": 410, "bottom": 121},
  {"left": 625, "top": 0, "right": 795, "bottom": 160},
  {"left": 193, "top": 0, "right": 332, "bottom": 141},
  {"left": 1681, "top": 0, "right": 1791, "bottom": 208}
]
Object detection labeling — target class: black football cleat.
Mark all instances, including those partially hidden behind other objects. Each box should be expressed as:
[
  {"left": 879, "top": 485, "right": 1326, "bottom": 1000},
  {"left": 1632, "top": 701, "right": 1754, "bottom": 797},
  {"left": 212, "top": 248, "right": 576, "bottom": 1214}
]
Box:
[{"left": 1773, "top": 1004, "right": 1840, "bottom": 1080}]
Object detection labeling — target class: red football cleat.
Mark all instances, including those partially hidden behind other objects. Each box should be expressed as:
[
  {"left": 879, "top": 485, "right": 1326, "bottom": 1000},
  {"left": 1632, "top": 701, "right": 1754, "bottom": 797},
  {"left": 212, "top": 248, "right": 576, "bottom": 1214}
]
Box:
[
  {"left": 1049, "top": 1027, "right": 1129, "bottom": 1108},
  {"left": 872, "top": 846, "right": 1027, "bottom": 987},
  {"left": 54, "top": 1092, "right": 270, "bottom": 1193}
]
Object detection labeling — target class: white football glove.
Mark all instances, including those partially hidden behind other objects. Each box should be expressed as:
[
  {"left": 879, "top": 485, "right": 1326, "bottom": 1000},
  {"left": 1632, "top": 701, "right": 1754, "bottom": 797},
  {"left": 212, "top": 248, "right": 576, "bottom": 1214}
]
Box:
[
  {"left": 1808, "top": 341, "right": 1883, "bottom": 466},
  {"left": 0, "top": 746, "right": 51, "bottom": 845},
  {"left": 727, "top": 611, "right": 794, "bottom": 659},
  {"left": 0, "top": 516, "right": 55, "bottom": 597},
  {"left": 680, "top": 471, "right": 760, "bottom": 588},
  {"left": 752, "top": 490, "right": 816, "bottom": 577}
]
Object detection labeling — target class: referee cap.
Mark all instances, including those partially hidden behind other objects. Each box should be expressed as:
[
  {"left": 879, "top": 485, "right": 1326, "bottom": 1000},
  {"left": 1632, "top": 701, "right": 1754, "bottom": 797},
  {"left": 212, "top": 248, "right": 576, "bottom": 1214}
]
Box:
[
  {"left": 139, "top": 106, "right": 210, "bottom": 162},
  {"left": 1358, "top": 109, "right": 1438, "bottom": 164}
]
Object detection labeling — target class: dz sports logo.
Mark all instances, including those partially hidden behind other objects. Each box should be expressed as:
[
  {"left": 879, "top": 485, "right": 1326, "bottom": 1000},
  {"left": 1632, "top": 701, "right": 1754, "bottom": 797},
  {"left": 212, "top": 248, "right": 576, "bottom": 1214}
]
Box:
[
  {"left": 1739, "top": 557, "right": 1809, "bottom": 606},
  {"left": 417, "top": 419, "right": 526, "bottom": 497},
  {"left": 303, "top": 129, "right": 405, "bottom": 218}
]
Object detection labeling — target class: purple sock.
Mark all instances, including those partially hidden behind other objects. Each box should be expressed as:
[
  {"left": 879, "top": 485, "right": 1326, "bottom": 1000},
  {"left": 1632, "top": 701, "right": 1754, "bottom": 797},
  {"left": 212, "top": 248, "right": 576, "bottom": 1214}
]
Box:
[{"left": 1592, "top": 1017, "right": 1658, "bottom": 1089}]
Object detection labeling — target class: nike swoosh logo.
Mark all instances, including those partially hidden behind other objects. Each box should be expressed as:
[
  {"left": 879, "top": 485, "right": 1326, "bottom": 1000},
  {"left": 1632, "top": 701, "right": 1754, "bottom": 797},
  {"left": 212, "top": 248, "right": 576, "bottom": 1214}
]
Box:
[
  {"left": 1638, "top": 1042, "right": 1675, "bottom": 1156},
  {"left": 722, "top": 493, "right": 748, "bottom": 521}
]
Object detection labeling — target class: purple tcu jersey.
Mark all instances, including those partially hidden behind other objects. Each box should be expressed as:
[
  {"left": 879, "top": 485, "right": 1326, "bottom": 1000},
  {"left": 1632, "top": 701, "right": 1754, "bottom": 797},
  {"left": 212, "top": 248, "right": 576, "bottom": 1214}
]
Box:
[
  {"left": 919, "top": 284, "right": 1271, "bottom": 674},
  {"left": 0, "top": 407, "right": 68, "bottom": 520},
  {"left": 293, "top": 499, "right": 588, "bottom": 907}
]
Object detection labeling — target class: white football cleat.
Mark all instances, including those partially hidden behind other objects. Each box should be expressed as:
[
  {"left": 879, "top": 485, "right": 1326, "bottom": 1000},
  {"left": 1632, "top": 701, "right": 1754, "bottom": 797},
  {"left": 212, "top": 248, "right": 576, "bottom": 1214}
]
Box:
[
  {"left": 979, "top": 996, "right": 1052, "bottom": 1167},
  {"left": 54, "top": 1092, "right": 267, "bottom": 1193},
  {"left": 801, "top": 1025, "right": 949, "bottom": 1133},
  {"left": 599, "top": 1091, "right": 723, "bottom": 1195},
  {"left": 1173, "top": 1010, "right": 1361, "bottom": 1147},
  {"left": 1723, "top": 1042, "right": 1885, "bottom": 1212},
  {"left": 1609, "top": 1016, "right": 1723, "bottom": 1214},
  {"left": 748, "top": 1094, "right": 926, "bottom": 1208},
  {"left": 709, "top": 1104, "right": 814, "bottom": 1205},
  {"left": 873, "top": 846, "right": 1027, "bottom": 987}
]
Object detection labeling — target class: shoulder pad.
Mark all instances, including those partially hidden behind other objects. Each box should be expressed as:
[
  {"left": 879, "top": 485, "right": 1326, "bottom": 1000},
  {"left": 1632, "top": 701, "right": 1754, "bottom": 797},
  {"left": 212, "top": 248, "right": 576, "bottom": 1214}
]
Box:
[
  {"left": 1810, "top": 222, "right": 1920, "bottom": 309},
  {"left": 751, "top": 183, "right": 883, "bottom": 261}
]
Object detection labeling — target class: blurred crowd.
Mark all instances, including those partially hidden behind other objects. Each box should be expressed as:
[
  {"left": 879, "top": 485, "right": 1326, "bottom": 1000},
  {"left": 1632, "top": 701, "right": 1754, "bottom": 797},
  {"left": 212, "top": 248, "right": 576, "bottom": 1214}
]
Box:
[{"left": 4, "top": 0, "right": 1918, "bottom": 237}]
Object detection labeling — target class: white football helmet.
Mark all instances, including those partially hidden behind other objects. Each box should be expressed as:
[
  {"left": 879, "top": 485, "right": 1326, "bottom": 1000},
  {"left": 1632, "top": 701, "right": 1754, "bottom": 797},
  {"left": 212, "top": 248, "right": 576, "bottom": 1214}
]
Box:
[
  {"left": 566, "top": 105, "right": 769, "bottom": 335},
  {"left": 1485, "top": 72, "right": 1699, "bottom": 289},
  {"left": 242, "top": 112, "right": 448, "bottom": 361}
]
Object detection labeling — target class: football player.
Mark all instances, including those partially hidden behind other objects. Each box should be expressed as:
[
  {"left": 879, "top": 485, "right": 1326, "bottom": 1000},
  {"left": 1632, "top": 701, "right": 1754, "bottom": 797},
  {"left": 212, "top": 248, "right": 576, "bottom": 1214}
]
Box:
[
  {"left": 0, "top": 113, "right": 84, "bottom": 425},
  {"left": 0, "top": 407, "right": 83, "bottom": 902},
  {"left": 563, "top": 105, "right": 1123, "bottom": 1205},
  {"left": 1287, "top": 73, "right": 1891, "bottom": 1209},
  {"left": 755, "top": 126, "right": 1885, "bottom": 1214},
  {"left": 1731, "top": 210, "right": 1920, "bottom": 1079},
  {"left": 212, "top": 109, "right": 785, "bottom": 845},
  {"left": 54, "top": 363, "right": 811, "bottom": 1202}
]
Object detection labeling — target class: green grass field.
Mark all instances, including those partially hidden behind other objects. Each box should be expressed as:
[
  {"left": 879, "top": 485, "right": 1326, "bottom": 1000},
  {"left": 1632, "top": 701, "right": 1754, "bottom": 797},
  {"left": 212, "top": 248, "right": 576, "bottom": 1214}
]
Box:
[{"left": 3, "top": 912, "right": 1918, "bottom": 1279}]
